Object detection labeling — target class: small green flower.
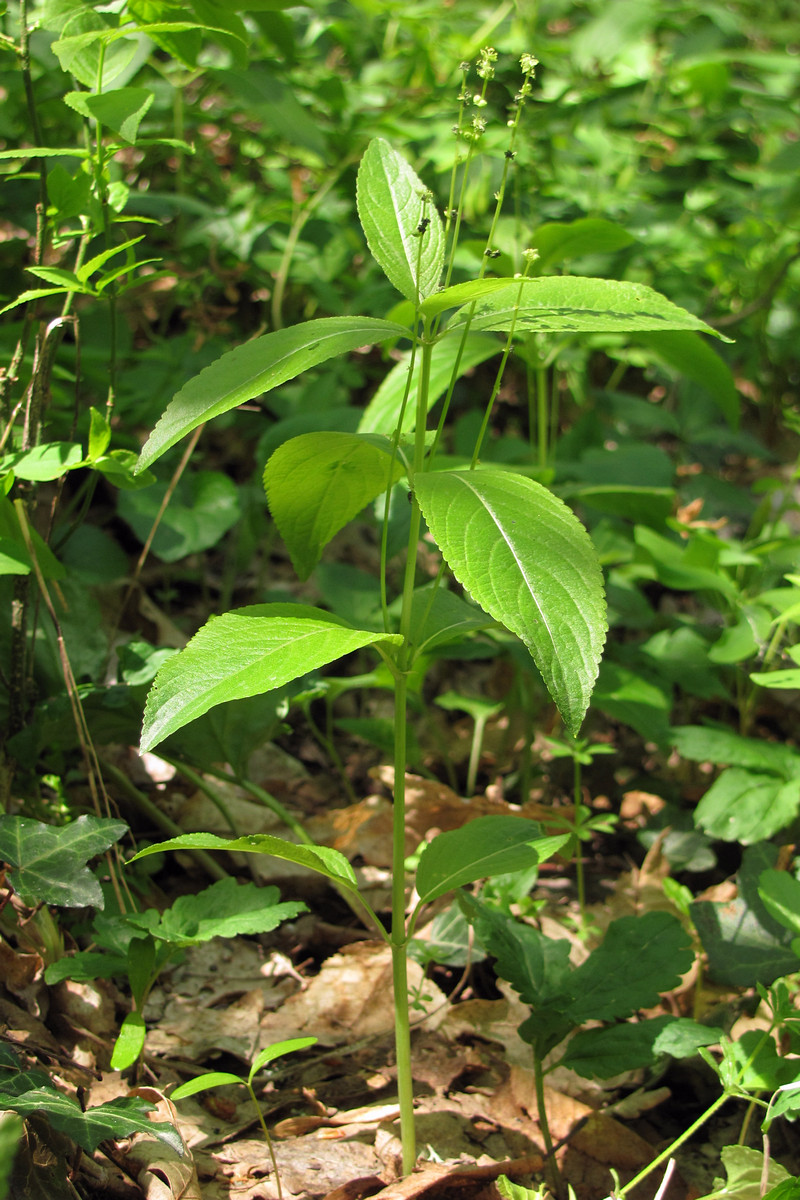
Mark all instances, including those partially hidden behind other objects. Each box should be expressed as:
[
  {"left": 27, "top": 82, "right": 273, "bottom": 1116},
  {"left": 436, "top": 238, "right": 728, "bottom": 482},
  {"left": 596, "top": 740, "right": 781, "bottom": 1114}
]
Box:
[{"left": 520, "top": 52, "right": 539, "bottom": 76}]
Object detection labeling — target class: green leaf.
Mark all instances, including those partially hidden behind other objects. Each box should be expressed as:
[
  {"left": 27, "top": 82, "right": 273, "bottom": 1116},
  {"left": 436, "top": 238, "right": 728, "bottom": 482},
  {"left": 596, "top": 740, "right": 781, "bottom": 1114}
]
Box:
[
  {"left": 75, "top": 236, "right": 146, "bottom": 285},
  {"left": 446, "top": 276, "right": 732, "bottom": 340},
  {"left": 45, "top": 950, "right": 127, "bottom": 985},
  {"left": 0, "top": 1088, "right": 183, "bottom": 1156},
  {"left": 695, "top": 1146, "right": 792, "bottom": 1200},
  {"left": 128, "top": 832, "right": 358, "bottom": 891},
  {"left": 248, "top": 1036, "right": 317, "bottom": 1085},
  {"left": 407, "top": 585, "right": 493, "bottom": 655},
  {"left": 672, "top": 725, "right": 800, "bottom": 779},
  {"left": 416, "top": 816, "right": 568, "bottom": 904},
  {"left": 414, "top": 469, "right": 607, "bottom": 736},
  {"left": 87, "top": 407, "right": 111, "bottom": 461},
  {"left": 562, "top": 1016, "right": 722, "bottom": 1079},
  {"left": 691, "top": 845, "right": 797, "bottom": 987},
  {"left": 634, "top": 526, "right": 738, "bottom": 599},
  {"left": 0, "top": 442, "right": 84, "bottom": 481},
  {"left": 356, "top": 138, "right": 444, "bottom": 303},
  {"left": 136, "top": 316, "right": 409, "bottom": 471},
  {"left": 358, "top": 333, "right": 499, "bottom": 435},
  {"left": 532, "top": 218, "right": 636, "bottom": 266},
  {"left": 751, "top": 667, "right": 800, "bottom": 689},
  {"left": 695, "top": 768, "right": 800, "bottom": 844},
  {"left": 263, "top": 432, "right": 405, "bottom": 579},
  {"left": 0, "top": 815, "right": 128, "bottom": 908},
  {"left": 763, "top": 1179, "right": 800, "bottom": 1200},
  {"left": 126, "top": 878, "right": 307, "bottom": 946},
  {"left": 0, "top": 1112, "right": 23, "bottom": 1200},
  {"left": 63, "top": 87, "right": 155, "bottom": 143},
  {"left": 564, "top": 912, "right": 694, "bottom": 1023},
  {"left": 171, "top": 1072, "right": 243, "bottom": 1101},
  {"left": 758, "top": 870, "right": 800, "bottom": 938},
  {"left": 560, "top": 483, "right": 675, "bottom": 527},
  {"left": 637, "top": 331, "right": 739, "bottom": 428},
  {"left": 118, "top": 470, "right": 241, "bottom": 562},
  {"left": 110, "top": 1012, "right": 146, "bottom": 1071},
  {"left": 140, "top": 603, "right": 403, "bottom": 750}
]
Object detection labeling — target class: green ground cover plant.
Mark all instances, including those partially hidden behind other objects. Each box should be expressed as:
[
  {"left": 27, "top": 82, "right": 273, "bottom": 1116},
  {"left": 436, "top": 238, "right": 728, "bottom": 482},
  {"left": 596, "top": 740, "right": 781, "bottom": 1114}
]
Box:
[{"left": 1, "top": 0, "right": 800, "bottom": 1197}]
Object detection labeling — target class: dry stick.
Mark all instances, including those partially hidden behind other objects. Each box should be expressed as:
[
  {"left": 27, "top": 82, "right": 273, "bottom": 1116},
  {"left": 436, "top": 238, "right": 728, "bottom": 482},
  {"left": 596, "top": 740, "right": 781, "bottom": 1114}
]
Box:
[
  {"left": 14, "top": 501, "right": 135, "bottom": 914},
  {"left": 100, "top": 759, "right": 229, "bottom": 883},
  {"left": 112, "top": 422, "right": 205, "bottom": 652}
]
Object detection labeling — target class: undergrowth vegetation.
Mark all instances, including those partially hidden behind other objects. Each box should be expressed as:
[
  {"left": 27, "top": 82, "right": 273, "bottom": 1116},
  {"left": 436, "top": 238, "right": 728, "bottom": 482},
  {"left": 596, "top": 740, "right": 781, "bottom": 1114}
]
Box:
[{"left": 1, "top": 2, "right": 799, "bottom": 1198}]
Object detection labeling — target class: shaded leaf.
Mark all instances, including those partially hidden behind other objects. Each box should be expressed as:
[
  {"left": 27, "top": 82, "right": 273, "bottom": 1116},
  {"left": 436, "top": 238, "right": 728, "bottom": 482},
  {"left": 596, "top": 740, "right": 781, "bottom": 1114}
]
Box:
[
  {"left": 695, "top": 768, "right": 800, "bottom": 844},
  {"left": 264, "top": 432, "right": 405, "bottom": 579},
  {"left": 136, "top": 317, "right": 409, "bottom": 471},
  {"left": 563, "top": 1016, "right": 722, "bottom": 1079},
  {"left": 0, "top": 815, "right": 128, "bottom": 908},
  {"left": 564, "top": 912, "right": 694, "bottom": 1023},
  {"left": 125, "top": 878, "right": 307, "bottom": 945},
  {"left": 128, "top": 832, "right": 358, "bottom": 891},
  {"left": 416, "top": 817, "right": 568, "bottom": 904},
  {"left": 0, "top": 1088, "right": 182, "bottom": 1156}
]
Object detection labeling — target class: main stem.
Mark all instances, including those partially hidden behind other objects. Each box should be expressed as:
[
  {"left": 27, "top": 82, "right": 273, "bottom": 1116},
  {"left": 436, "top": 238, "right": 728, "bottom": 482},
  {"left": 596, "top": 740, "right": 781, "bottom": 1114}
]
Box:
[{"left": 390, "top": 333, "right": 434, "bottom": 1175}]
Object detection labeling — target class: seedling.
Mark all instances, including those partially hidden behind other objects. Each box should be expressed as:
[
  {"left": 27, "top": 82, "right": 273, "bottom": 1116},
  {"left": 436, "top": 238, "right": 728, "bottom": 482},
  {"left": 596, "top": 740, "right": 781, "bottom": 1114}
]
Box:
[
  {"left": 170, "top": 1037, "right": 318, "bottom": 1200},
  {"left": 127, "top": 54, "right": 727, "bottom": 1174}
]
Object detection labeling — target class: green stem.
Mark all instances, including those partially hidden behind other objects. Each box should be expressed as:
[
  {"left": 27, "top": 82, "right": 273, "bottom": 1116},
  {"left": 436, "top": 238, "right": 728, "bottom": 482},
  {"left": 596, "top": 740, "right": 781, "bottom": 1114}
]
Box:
[
  {"left": 533, "top": 1048, "right": 562, "bottom": 1197},
  {"left": 391, "top": 669, "right": 415, "bottom": 1175},
  {"left": 245, "top": 1082, "right": 284, "bottom": 1200},
  {"left": 536, "top": 364, "right": 548, "bottom": 470},
  {"left": 618, "top": 1093, "right": 729, "bottom": 1198}
]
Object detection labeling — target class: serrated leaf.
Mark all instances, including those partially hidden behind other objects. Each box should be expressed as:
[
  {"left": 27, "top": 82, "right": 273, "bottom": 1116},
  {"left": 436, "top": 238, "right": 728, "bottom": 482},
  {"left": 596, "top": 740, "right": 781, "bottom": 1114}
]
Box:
[
  {"left": 0, "top": 815, "right": 128, "bottom": 908},
  {"left": 458, "top": 892, "right": 572, "bottom": 1011},
  {"left": 562, "top": 1016, "right": 722, "bottom": 1079},
  {"left": 446, "top": 276, "right": 732, "bottom": 340},
  {"left": 126, "top": 878, "right": 306, "bottom": 945},
  {"left": 140, "top": 603, "right": 403, "bottom": 750},
  {"left": 564, "top": 912, "right": 694, "bottom": 1023},
  {"left": 356, "top": 138, "right": 444, "bottom": 302},
  {"left": 414, "top": 469, "right": 607, "bottom": 736},
  {"left": 64, "top": 87, "right": 154, "bottom": 143},
  {"left": 358, "top": 333, "right": 499, "bottom": 435},
  {"left": 0, "top": 1088, "right": 183, "bottom": 1156},
  {"left": 136, "top": 317, "right": 409, "bottom": 472},
  {"left": 416, "top": 816, "right": 568, "bottom": 904},
  {"left": 264, "top": 432, "right": 404, "bottom": 579},
  {"left": 695, "top": 1146, "right": 792, "bottom": 1200},
  {"left": 128, "top": 832, "right": 358, "bottom": 890}
]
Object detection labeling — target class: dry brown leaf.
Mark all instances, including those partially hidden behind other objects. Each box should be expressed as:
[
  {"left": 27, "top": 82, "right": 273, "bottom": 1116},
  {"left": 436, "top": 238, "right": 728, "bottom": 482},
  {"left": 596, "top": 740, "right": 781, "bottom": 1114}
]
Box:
[{"left": 257, "top": 941, "right": 444, "bottom": 1048}]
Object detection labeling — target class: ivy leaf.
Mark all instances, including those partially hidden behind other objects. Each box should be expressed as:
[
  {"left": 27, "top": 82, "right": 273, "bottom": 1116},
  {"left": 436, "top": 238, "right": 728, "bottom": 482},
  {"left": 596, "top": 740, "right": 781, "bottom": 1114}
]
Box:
[
  {"left": 414, "top": 469, "right": 607, "bottom": 736},
  {"left": 0, "top": 1088, "right": 183, "bottom": 1156},
  {"left": 140, "top": 603, "right": 403, "bottom": 750},
  {"left": 136, "top": 317, "right": 409, "bottom": 471},
  {"left": 356, "top": 138, "right": 444, "bottom": 303},
  {"left": 0, "top": 815, "right": 128, "bottom": 908},
  {"left": 264, "top": 432, "right": 405, "bottom": 579}
]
